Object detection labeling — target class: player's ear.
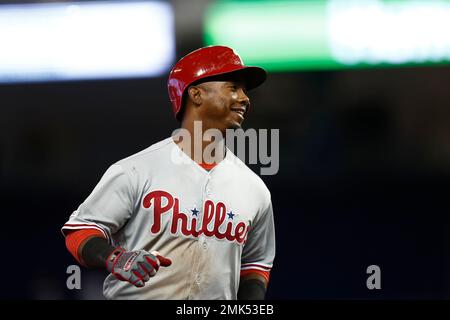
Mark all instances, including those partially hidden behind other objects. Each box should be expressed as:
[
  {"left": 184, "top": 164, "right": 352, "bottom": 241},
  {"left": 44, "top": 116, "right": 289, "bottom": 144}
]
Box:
[{"left": 187, "top": 86, "right": 203, "bottom": 106}]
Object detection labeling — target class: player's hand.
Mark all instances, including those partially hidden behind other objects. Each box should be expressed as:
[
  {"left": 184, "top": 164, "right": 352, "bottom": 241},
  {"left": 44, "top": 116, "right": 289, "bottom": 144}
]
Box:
[{"left": 106, "top": 248, "right": 171, "bottom": 287}]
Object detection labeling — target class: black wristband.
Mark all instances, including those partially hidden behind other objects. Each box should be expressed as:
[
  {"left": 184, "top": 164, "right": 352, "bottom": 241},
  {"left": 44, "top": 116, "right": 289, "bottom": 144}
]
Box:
[
  {"left": 81, "top": 236, "right": 116, "bottom": 268},
  {"left": 237, "top": 278, "right": 266, "bottom": 300}
]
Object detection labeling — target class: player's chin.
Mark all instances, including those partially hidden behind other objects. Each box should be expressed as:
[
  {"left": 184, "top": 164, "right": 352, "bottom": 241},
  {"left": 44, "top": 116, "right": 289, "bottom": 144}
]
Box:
[
  {"left": 226, "top": 120, "right": 243, "bottom": 130},
  {"left": 226, "top": 115, "right": 244, "bottom": 130}
]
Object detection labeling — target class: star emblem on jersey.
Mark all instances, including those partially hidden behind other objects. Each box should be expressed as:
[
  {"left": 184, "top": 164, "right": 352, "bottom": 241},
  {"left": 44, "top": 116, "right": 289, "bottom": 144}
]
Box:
[
  {"left": 227, "top": 211, "right": 234, "bottom": 220},
  {"left": 191, "top": 208, "right": 199, "bottom": 216}
]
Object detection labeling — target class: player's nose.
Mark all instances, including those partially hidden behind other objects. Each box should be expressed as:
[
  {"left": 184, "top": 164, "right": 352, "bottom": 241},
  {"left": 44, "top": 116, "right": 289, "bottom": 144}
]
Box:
[{"left": 237, "top": 88, "right": 250, "bottom": 110}]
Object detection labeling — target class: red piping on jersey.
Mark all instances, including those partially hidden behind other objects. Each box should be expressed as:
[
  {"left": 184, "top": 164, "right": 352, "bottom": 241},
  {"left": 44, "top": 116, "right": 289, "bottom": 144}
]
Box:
[
  {"left": 63, "top": 223, "right": 109, "bottom": 241},
  {"left": 241, "top": 263, "right": 272, "bottom": 271}
]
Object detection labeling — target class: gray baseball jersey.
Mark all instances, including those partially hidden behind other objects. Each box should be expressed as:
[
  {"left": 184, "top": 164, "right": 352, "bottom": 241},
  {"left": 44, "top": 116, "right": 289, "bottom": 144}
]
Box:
[{"left": 62, "top": 137, "right": 276, "bottom": 300}]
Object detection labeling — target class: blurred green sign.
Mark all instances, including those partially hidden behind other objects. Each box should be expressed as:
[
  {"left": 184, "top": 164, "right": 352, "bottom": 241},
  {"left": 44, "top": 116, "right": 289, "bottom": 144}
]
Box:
[{"left": 204, "top": 0, "right": 450, "bottom": 71}]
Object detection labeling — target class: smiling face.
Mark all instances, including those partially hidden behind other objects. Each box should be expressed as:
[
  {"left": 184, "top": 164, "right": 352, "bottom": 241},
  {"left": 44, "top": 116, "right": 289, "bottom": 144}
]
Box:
[{"left": 188, "top": 76, "right": 250, "bottom": 133}]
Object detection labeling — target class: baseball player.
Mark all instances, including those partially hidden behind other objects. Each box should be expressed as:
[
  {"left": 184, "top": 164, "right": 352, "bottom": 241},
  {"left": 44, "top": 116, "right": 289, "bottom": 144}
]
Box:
[{"left": 61, "top": 45, "right": 276, "bottom": 300}]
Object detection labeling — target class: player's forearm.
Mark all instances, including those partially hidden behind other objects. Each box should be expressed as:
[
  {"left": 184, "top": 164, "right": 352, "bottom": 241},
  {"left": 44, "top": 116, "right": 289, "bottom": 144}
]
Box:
[
  {"left": 237, "top": 277, "right": 267, "bottom": 300},
  {"left": 80, "top": 236, "right": 116, "bottom": 268}
]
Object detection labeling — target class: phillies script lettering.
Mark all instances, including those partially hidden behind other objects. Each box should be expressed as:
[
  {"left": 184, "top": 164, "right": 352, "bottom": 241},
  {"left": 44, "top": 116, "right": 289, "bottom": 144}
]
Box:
[{"left": 143, "top": 190, "right": 249, "bottom": 244}]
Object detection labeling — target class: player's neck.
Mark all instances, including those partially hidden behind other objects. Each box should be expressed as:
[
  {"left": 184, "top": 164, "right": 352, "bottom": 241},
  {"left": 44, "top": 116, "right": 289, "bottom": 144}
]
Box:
[
  {"left": 173, "top": 122, "right": 226, "bottom": 165},
  {"left": 172, "top": 121, "right": 226, "bottom": 164}
]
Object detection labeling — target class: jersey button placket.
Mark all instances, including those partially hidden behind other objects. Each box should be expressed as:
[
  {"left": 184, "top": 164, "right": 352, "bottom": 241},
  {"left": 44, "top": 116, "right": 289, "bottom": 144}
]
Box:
[{"left": 204, "top": 176, "right": 212, "bottom": 198}]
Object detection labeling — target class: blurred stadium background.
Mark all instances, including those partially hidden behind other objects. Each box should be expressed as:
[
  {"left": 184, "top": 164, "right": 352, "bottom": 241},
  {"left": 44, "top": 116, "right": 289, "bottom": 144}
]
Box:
[{"left": 0, "top": 0, "right": 449, "bottom": 299}]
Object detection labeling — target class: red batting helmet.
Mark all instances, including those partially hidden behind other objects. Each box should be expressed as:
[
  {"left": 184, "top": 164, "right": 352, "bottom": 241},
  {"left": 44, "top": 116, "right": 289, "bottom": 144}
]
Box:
[{"left": 167, "top": 45, "right": 267, "bottom": 120}]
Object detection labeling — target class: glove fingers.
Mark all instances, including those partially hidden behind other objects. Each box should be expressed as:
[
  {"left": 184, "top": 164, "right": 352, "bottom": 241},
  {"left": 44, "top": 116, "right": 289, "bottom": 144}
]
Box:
[
  {"left": 144, "top": 255, "right": 160, "bottom": 272},
  {"left": 132, "top": 268, "right": 150, "bottom": 284},
  {"left": 132, "top": 264, "right": 147, "bottom": 279},
  {"left": 129, "top": 272, "right": 145, "bottom": 288},
  {"left": 142, "top": 272, "right": 150, "bottom": 283},
  {"left": 140, "top": 260, "right": 157, "bottom": 277}
]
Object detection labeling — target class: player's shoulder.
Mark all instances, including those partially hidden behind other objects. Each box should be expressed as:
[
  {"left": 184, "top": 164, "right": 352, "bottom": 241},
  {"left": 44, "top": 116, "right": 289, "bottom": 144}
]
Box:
[
  {"left": 114, "top": 137, "right": 173, "bottom": 168},
  {"left": 225, "top": 151, "right": 271, "bottom": 199}
]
